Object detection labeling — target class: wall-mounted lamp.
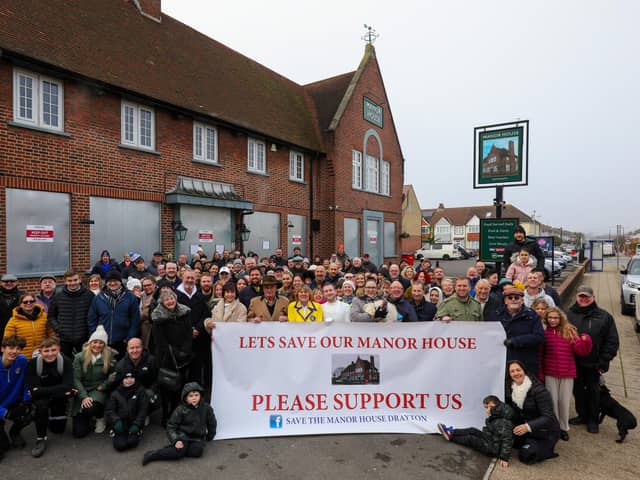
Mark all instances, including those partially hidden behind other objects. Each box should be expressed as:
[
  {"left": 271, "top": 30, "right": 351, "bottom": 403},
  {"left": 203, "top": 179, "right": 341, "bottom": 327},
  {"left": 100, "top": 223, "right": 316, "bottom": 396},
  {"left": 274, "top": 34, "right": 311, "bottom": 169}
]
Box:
[
  {"left": 172, "top": 220, "right": 188, "bottom": 242},
  {"left": 270, "top": 143, "right": 277, "bottom": 152},
  {"left": 237, "top": 223, "right": 251, "bottom": 242},
  {"left": 287, "top": 217, "right": 294, "bottom": 228}
]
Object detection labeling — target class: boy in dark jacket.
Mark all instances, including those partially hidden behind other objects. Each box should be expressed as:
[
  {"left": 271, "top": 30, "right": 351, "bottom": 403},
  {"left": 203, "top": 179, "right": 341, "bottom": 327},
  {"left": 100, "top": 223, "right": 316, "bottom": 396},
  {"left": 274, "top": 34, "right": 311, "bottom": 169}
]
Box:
[
  {"left": 438, "top": 395, "right": 514, "bottom": 468},
  {"left": 25, "top": 336, "right": 76, "bottom": 458},
  {"left": 142, "top": 382, "right": 216, "bottom": 465},
  {"left": 105, "top": 371, "right": 148, "bottom": 451}
]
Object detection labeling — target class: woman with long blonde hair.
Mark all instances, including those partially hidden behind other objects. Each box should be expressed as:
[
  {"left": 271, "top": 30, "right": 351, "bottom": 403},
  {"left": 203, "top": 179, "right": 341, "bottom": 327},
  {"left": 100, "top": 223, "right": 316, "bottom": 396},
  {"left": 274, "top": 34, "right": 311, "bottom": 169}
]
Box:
[{"left": 541, "top": 307, "right": 592, "bottom": 441}]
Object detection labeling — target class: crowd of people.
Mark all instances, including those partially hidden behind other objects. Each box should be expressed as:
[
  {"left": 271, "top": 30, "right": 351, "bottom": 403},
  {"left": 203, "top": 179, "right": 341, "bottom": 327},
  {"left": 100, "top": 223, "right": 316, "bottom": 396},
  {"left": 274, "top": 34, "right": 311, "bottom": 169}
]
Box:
[{"left": 0, "top": 227, "right": 622, "bottom": 468}]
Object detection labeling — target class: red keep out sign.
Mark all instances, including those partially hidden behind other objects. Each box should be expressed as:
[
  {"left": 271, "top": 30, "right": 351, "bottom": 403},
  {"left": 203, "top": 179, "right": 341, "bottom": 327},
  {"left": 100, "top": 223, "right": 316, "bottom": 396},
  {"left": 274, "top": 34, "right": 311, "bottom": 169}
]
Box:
[
  {"left": 26, "top": 225, "right": 54, "bottom": 243},
  {"left": 291, "top": 236, "right": 302, "bottom": 245},
  {"left": 198, "top": 230, "right": 214, "bottom": 243}
]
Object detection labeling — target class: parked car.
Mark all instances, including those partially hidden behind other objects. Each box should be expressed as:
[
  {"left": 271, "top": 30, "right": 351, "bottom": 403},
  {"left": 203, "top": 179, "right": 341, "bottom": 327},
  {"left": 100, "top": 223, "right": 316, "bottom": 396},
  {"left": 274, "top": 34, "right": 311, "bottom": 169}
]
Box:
[
  {"left": 620, "top": 256, "right": 640, "bottom": 316},
  {"left": 456, "top": 246, "right": 475, "bottom": 259},
  {"left": 635, "top": 296, "right": 640, "bottom": 333},
  {"left": 544, "top": 258, "right": 561, "bottom": 281},
  {"left": 415, "top": 243, "right": 461, "bottom": 261}
]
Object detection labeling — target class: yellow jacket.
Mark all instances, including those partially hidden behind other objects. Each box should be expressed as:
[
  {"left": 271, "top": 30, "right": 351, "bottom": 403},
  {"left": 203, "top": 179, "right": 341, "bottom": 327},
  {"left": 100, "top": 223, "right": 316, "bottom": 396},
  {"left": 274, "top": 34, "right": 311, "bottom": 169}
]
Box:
[
  {"left": 4, "top": 305, "right": 54, "bottom": 358},
  {"left": 287, "top": 301, "right": 323, "bottom": 322}
]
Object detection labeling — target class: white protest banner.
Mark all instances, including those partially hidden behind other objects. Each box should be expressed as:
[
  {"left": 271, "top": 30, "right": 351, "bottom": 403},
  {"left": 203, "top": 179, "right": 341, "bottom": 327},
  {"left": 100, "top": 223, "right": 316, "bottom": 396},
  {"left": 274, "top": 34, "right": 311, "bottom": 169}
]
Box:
[{"left": 212, "top": 322, "right": 506, "bottom": 440}]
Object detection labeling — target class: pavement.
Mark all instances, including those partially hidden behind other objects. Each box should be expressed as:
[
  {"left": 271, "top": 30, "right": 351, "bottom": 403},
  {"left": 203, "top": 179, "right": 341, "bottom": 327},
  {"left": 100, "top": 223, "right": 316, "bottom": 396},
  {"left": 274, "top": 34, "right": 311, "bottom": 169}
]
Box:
[{"left": 489, "top": 262, "right": 640, "bottom": 480}]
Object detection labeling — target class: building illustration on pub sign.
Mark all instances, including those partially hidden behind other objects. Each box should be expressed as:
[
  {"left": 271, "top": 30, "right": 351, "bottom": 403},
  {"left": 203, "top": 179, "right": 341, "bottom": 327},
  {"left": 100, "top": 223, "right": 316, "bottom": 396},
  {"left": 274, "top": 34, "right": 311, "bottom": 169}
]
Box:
[
  {"left": 332, "top": 354, "right": 380, "bottom": 385},
  {"left": 482, "top": 138, "right": 519, "bottom": 177}
]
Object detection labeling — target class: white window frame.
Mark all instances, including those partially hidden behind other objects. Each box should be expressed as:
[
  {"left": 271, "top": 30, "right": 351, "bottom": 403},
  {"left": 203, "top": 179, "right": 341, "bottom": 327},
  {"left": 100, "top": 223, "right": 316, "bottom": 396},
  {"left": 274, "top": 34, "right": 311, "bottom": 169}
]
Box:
[
  {"left": 247, "top": 138, "right": 266, "bottom": 173},
  {"left": 121, "top": 100, "right": 155, "bottom": 150},
  {"left": 289, "top": 150, "right": 304, "bottom": 182},
  {"left": 436, "top": 225, "right": 450, "bottom": 234},
  {"left": 381, "top": 160, "right": 390, "bottom": 195},
  {"left": 193, "top": 122, "right": 218, "bottom": 164},
  {"left": 454, "top": 226, "right": 464, "bottom": 236},
  {"left": 13, "top": 68, "right": 64, "bottom": 132},
  {"left": 352, "top": 149, "right": 362, "bottom": 189},
  {"left": 468, "top": 224, "right": 479, "bottom": 233},
  {"left": 365, "top": 154, "right": 379, "bottom": 193}
]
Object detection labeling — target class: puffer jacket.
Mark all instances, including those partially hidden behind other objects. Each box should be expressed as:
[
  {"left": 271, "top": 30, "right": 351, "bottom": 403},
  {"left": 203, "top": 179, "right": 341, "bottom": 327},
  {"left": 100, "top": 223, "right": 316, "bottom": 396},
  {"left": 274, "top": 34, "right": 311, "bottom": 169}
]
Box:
[
  {"left": 507, "top": 377, "right": 560, "bottom": 440},
  {"left": 48, "top": 285, "right": 95, "bottom": 344},
  {"left": 0, "top": 354, "right": 29, "bottom": 419},
  {"left": 105, "top": 382, "right": 149, "bottom": 428},
  {"left": 3, "top": 305, "right": 53, "bottom": 358},
  {"left": 567, "top": 301, "right": 619, "bottom": 372},
  {"left": 542, "top": 327, "right": 592, "bottom": 378},
  {"left": 166, "top": 382, "right": 217, "bottom": 443},
  {"left": 88, "top": 288, "right": 140, "bottom": 345},
  {"left": 483, "top": 402, "right": 515, "bottom": 461},
  {"left": 71, "top": 347, "right": 116, "bottom": 415}
]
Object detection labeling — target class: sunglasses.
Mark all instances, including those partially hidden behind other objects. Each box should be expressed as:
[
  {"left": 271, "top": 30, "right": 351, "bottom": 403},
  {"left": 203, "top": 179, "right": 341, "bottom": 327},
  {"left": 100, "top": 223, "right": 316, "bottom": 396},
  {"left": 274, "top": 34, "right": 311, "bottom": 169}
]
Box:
[
  {"left": 505, "top": 295, "right": 522, "bottom": 300},
  {"left": 22, "top": 300, "right": 35, "bottom": 304}
]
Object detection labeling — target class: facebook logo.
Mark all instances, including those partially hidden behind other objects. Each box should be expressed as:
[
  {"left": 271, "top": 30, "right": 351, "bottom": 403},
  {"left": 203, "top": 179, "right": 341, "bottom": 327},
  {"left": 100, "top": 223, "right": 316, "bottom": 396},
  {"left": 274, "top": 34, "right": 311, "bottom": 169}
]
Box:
[{"left": 269, "top": 415, "right": 283, "bottom": 429}]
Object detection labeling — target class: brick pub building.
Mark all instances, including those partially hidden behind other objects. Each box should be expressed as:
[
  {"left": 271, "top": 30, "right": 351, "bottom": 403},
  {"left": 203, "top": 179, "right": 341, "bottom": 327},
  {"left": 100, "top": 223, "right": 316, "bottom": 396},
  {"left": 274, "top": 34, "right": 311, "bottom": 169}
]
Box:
[{"left": 0, "top": 0, "right": 405, "bottom": 284}]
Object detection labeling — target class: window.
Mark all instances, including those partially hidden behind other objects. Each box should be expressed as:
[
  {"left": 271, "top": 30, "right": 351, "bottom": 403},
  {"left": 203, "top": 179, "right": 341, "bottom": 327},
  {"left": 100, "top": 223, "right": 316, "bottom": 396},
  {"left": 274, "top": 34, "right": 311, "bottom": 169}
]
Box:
[
  {"left": 421, "top": 225, "right": 430, "bottom": 235},
  {"left": 381, "top": 160, "right": 390, "bottom": 195},
  {"left": 248, "top": 138, "right": 266, "bottom": 173},
  {"left": 365, "top": 154, "right": 379, "bottom": 193},
  {"left": 468, "top": 225, "right": 479, "bottom": 233},
  {"left": 352, "top": 150, "right": 362, "bottom": 189},
  {"left": 121, "top": 101, "right": 155, "bottom": 150},
  {"left": 193, "top": 122, "right": 218, "bottom": 164},
  {"left": 454, "top": 226, "right": 464, "bottom": 236},
  {"left": 289, "top": 150, "right": 304, "bottom": 181},
  {"left": 436, "top": 225, "right": 450, "bottom": 234},
  {"left": 13, "top": 68, "right": 64, "bottom": 131},
  {"left": 384, "top": 222, "right": 396, "bottom": 257}
]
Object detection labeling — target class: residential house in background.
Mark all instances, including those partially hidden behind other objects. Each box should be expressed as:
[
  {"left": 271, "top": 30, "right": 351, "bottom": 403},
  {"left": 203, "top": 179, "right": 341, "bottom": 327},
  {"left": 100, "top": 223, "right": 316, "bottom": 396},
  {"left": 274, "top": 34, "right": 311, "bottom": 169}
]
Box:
[
  {"left": 482, "top": 140, "right": 519, "bottom": 176},
  {"left": 400, "top": 185, "right": 422, "bottom": 255},
  {"left": 422, "top": 203, "right": 536, "bottom": 249}
]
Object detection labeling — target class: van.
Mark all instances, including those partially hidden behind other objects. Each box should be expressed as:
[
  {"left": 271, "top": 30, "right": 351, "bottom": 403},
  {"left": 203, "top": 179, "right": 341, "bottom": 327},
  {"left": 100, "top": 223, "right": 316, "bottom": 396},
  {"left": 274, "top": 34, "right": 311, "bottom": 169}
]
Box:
[{"left": 415, "top": 243, "right": 461, "bottom": 261}]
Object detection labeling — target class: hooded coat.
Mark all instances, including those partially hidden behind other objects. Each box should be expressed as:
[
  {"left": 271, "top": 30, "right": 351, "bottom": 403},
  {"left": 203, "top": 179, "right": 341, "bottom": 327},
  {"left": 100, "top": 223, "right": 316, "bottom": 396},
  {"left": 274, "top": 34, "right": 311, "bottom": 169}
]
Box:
[
  {"left": 166, "top": 382, "right": 216, "bottom": 444},
  {"left": 483, "top": 402, "right": 515, "bottom": 461},
  {"left": 105, "top": 380, "right": 149, "bottom": 429}
]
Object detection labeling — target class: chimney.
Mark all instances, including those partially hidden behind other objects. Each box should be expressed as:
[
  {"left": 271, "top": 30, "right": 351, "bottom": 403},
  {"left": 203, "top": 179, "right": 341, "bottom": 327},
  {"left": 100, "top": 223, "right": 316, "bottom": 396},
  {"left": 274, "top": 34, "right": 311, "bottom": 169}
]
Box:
[
  {"left": 132, "top": 0, "right": 162, "bottom": 23},
  {"left": 508, "top": 140, "right": 515, "bottom": 156},
  {"left": 437, "top": 202, "right": 445, "bottom": 211}
]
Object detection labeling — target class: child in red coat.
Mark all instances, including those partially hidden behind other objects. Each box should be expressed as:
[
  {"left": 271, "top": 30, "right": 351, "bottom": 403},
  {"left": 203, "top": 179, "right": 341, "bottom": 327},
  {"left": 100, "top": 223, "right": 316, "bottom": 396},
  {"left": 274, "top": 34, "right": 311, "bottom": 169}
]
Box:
[{"left": 542, "top": 307, "right": 592, "bottom": 441}]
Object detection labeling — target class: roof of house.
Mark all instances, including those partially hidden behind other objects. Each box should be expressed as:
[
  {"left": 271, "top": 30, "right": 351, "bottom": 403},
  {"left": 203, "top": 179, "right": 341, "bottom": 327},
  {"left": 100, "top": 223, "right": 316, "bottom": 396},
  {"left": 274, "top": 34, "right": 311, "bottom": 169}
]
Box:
[
  {"left": 426, "top": 205, "right": 533, "bottom": 226},
  {"left": 306, "top": 71, "right": 355, "bottom": 132},
  {"left": 0, "top": 0, "right": 326, "bottom": 152}
]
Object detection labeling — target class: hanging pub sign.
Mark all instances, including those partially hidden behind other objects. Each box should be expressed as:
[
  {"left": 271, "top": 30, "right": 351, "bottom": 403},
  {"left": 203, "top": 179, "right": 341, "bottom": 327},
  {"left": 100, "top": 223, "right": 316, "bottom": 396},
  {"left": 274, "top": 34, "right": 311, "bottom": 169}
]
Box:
[
  {"left": 473, "top": 120, "right": 529, "bottom": 188},
  {"left": 363, "top": 97, "right": 383, "bottom": 128}
]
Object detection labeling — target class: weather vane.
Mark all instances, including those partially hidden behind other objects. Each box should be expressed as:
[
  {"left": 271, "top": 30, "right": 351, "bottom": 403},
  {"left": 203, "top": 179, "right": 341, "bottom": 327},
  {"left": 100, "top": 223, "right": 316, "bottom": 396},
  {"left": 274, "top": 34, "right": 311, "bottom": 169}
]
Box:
[{"left": 362, "top": 24, "right": 379, "bottom": 44}]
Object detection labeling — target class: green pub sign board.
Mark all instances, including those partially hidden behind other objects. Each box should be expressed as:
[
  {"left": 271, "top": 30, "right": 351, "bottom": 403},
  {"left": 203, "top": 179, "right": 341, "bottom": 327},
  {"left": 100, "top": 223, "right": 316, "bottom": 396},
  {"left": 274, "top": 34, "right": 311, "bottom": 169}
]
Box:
[
  {"left": 363, "top": 97, "right": 383, "bottom": 128},
  {"left": 479, "top": 218, "right": 518, "bottom": 262}
]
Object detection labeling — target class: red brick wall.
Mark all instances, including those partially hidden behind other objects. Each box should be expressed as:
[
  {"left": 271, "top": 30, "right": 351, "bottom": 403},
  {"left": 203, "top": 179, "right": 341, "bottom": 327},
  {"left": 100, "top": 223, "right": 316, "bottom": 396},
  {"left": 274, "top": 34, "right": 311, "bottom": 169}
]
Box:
[
  {"left": 0, "top": 59, "right": 312, "bottom": 276},
  {"left": 315, "top": 53, "right": 403, "bottom": 261}
]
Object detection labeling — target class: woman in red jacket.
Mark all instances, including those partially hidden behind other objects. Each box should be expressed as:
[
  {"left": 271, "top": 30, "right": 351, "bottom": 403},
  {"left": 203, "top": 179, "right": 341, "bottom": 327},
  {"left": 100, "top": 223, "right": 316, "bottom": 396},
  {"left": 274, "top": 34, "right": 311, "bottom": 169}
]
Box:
[{"left": 542, "top": 307, "right": 592, "bottom": 441}]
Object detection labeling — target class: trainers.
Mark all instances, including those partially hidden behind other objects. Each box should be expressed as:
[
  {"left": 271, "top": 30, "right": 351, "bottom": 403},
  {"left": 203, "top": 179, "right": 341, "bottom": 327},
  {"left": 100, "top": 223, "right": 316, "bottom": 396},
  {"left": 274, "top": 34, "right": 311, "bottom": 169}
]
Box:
[
  {"left": 568, "top": 416, "right": 586, "bottom": 425},
  {"left": 10, "top": 430, "right": 26, "bottom": 449},
  {"left": 31, "top": 438, "right": 47, "bottom": 458},
  {"left": 94, "top": 418, "right": 107, "bottom": 434},
  {"left": 437, "top": 423, "right": 454, "bottom": 441}
]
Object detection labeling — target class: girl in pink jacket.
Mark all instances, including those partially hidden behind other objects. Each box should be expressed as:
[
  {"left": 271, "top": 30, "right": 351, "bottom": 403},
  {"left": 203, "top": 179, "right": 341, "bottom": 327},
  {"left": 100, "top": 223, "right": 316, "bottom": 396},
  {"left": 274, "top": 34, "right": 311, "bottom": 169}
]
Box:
[
  {"left": 505, "top": 249, "right": 536, "bottom": 284},
  {"left": 542, "top": 307, "right": 592, "bottom": 441}
]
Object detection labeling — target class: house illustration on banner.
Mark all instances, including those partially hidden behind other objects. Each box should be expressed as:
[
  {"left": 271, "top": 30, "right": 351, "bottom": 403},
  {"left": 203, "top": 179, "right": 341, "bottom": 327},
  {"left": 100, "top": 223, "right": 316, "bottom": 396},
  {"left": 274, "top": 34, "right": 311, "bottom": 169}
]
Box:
[{"left": 332, "top": 355, "right": 380, "bottom": 385}]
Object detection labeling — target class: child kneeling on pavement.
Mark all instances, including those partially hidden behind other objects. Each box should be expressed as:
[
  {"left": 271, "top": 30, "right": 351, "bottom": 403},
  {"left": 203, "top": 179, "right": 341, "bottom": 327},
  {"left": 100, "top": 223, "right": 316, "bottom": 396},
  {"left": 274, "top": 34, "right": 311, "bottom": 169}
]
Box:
[
  {"left": 142, "top": 382, "right": 216, "bottom": 465},
  {"left": 438, "top": 395, "right": 514, "bottom": 468},
  {"left": 105, "top": 371, "right": 149, "bottom": 451}
]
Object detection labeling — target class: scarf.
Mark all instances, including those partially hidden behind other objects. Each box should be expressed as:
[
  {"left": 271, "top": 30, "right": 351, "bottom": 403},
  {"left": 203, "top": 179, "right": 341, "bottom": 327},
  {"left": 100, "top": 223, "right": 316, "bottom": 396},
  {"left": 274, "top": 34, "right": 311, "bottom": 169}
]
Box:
[
  {"left": 106, "top": 287, "right": 124, "bottom": 310},
  {"left": 511, "top": 375, "right": 532, "bottom": 409}
]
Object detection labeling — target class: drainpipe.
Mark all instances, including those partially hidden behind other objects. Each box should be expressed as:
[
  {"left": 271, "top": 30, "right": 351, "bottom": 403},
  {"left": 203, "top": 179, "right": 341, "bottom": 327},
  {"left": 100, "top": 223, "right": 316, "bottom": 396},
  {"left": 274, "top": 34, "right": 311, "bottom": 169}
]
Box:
[{"left": 309, "top": 153, "right": 318, "bottom": 259}]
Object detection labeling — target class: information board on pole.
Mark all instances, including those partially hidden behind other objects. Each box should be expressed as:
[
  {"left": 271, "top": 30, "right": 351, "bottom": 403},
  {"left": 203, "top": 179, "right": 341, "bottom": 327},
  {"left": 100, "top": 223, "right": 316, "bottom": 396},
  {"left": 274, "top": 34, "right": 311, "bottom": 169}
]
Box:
[{"left": 479, "top": 218, "right": 518, "bottom": 262}]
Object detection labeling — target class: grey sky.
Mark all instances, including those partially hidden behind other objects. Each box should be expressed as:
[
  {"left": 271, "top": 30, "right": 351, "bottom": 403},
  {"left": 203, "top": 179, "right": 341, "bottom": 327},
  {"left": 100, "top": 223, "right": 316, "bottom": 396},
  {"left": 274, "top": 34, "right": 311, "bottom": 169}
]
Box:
[{"left": 163, "top": 0, "right": 639, "bottom": 236}]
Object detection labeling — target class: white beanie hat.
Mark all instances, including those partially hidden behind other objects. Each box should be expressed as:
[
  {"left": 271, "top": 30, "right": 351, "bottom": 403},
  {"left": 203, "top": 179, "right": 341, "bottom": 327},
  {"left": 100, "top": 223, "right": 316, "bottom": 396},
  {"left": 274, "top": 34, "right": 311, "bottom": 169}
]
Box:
[
  {"left": 89, "top": 325, "right": 109, "bottom": 345},
  {"left": 126, "top": 277, "right": 141, "bottom": 291}
]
